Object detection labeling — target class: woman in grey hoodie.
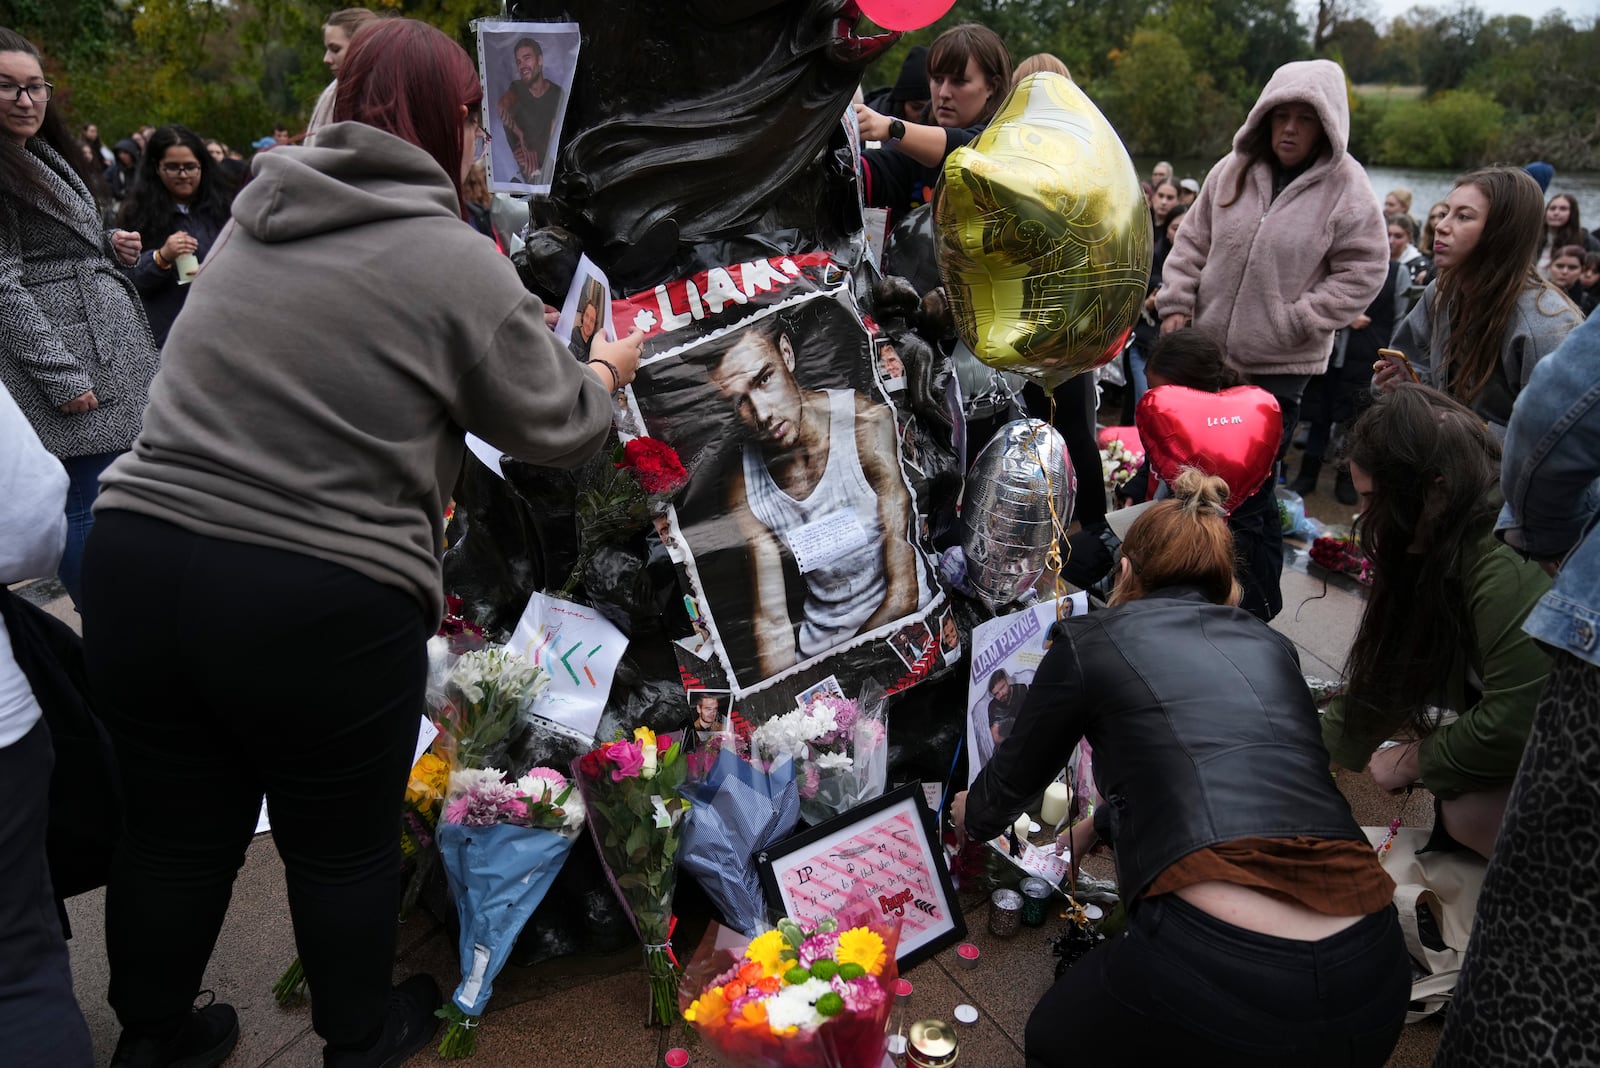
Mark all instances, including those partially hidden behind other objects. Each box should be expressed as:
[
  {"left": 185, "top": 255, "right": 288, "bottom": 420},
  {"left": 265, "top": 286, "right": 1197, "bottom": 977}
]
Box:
[{"left": 81, "top": 19, "right": 643, "bottom": 1068}]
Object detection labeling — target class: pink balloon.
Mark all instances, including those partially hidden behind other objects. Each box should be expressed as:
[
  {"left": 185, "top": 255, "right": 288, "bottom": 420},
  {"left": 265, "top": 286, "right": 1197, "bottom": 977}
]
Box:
[
  {"left": 1135, "top": 385, "right": 1282, "bottom": 513},
  {"left": 857, "top": 0, "right": 957, "bottom": 31}
]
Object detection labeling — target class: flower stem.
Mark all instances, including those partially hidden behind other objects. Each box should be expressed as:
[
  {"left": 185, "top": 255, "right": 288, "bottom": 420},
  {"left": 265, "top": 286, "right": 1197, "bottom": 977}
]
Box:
[
  {"left": 435, "top": 1002, "right": 480, "bottom": 1059},
  {"left": 271, "top": 957, "right": 307, "bottom": 1006},
  {"left": 645, "top": 945, "right": 680, "bottom": 1027}
]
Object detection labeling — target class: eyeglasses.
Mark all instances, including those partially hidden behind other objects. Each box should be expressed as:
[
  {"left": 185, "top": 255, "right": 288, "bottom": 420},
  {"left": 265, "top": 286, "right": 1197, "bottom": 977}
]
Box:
[
  {"left": 0, "top": 82, "right": 52, "bottom": 103},
  {"left": 473, "top": 119, "right": 492, "bottom": 162},
  {"left": 160, "top": 162, "right": 202, "bottom": 176}
]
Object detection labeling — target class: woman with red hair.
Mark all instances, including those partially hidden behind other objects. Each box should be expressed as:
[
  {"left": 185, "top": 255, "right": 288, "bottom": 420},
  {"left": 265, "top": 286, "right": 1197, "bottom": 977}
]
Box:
[{"left": 81, "top": 19, "right": 643, "bottom": 1068}]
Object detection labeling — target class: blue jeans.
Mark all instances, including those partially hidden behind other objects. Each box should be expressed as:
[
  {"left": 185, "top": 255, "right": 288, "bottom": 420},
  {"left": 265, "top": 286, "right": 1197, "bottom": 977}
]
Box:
[{"left": 58, "top": 451, "right": 121, "bottom": 608}]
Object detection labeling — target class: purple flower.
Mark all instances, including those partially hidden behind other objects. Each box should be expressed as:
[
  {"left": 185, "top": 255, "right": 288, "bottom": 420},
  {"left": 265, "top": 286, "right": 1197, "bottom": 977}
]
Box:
[
  {"left": 797, "top": 931, "right": 839, "bottom": 968},
  {"left": 603, "top": 740, "right": 644, "bottom": 781},
  {"left": 829, "top": 974, "right": 886, "bottom": 1014}
]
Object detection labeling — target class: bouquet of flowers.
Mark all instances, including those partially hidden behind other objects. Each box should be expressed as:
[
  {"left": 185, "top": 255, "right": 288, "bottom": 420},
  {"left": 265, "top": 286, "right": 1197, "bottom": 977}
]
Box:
[
  {"left": 1099, "top": 438, "right": 1144, "bottom": 494},
  {"left": 562, "top": 435, "right": 688, "bottom": 595},
  {"left": 1309, "top": 534, "right": 1373, "bottom": 586},
  {"left": 434, "top": 765, "right": 586, "bottom": 1057},
  {"left": 680, "top": 900, "right": 901, "bottom": 1068},
  {"left": 750, "top": 685, "right": 887, "bottom": 826},
  {"left": 573, "top": 728, "right": 693, "bottom": 1025},
  {"left": 679, "top": 744, "right": 800, "bottom": 937}
]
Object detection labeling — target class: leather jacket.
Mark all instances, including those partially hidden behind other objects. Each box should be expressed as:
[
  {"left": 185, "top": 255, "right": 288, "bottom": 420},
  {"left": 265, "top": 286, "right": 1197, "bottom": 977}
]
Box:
[{"left": 964, "top": 587, "right": 1364, "bottom": 906}]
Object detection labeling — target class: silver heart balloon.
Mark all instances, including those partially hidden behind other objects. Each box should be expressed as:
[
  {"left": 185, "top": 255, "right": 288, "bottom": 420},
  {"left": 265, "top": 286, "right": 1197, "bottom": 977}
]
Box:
[{"left": 960, "top": 419, "right": 1076, "bottom": 609}]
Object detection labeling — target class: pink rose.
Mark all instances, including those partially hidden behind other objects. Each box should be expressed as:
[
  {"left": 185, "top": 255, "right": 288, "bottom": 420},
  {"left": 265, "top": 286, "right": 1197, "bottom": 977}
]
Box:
[{"left": 604, "top": 740, "right": 644, "bottom": 780}]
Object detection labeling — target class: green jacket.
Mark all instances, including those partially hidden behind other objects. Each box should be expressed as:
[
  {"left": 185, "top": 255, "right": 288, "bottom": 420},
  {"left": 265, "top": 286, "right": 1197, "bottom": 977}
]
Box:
[{"left": 1322, "top": 526, "right": 1551, "bottom": 799}]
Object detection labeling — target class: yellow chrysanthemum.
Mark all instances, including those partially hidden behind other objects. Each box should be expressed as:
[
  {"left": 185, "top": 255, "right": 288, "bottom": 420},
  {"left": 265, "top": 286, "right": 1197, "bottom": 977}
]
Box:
[
  {"left": 835, "top": 927, "right": 887, "bottom": 976},
  {"left": 744, "top": 930, "right": 787, "bottom": 978}
]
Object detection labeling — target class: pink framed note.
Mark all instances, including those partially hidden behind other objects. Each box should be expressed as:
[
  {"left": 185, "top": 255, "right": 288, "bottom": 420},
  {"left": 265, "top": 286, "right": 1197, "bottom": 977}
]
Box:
[{"left": 757, "top": 783, "right": 965, "bottom": 968}]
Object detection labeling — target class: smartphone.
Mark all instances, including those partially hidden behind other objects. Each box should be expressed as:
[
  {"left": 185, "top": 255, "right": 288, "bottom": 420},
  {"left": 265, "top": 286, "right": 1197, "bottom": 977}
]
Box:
[{"left": 1377, "top": 347, "right": 1420, "bottom": 383}]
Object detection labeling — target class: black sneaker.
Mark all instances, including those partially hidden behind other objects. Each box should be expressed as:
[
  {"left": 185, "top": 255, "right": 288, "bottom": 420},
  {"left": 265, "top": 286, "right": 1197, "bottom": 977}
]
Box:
[
  {"left": 110, "top": 995, "right": 239, "bottom": 1068},
  {"left": 324, "top": 975, "right": 443, "bottom": 1068}
]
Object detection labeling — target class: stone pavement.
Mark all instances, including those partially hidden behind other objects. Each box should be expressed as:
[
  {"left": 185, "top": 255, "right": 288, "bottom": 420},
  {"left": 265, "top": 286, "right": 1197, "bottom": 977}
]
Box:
[{"left": 34, "top": 493, "right": 1445, "bottom": 1068}]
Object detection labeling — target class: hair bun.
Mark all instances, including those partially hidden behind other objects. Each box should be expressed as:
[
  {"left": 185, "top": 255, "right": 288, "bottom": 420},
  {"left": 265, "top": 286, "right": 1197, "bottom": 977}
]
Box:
[{"left": 1170, "top": 466, "right": 1230, "bottom": 517}]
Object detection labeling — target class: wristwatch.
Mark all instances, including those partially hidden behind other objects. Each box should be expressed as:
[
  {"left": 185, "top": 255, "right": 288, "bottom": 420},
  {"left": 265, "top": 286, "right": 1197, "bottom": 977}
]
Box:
[{"left": 887, "top": 118, "right": 906, "bottom": 142}]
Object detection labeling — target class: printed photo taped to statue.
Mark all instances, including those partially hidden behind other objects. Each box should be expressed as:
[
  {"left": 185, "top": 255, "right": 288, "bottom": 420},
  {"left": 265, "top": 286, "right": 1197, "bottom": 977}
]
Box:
[{"left": 620, "top": 260, "right": 938, "bottom": 699}]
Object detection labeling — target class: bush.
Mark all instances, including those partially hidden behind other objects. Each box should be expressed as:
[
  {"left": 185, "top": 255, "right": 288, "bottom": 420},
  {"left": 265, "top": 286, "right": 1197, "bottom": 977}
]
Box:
[{"left": 1372, "top": 88, "right": 1502, "bottom": 168}]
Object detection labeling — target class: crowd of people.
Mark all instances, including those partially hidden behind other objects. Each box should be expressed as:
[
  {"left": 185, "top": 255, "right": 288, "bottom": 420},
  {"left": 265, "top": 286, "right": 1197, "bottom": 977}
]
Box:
[{"left": 3, "top": 9, "right": 1600, "bottom": 1068}]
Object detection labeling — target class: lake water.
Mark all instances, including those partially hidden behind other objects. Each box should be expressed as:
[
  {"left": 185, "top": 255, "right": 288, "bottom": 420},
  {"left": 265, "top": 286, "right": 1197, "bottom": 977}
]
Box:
[{"left": 1139, "top": 158, "right": 1600, "bottom": 224}]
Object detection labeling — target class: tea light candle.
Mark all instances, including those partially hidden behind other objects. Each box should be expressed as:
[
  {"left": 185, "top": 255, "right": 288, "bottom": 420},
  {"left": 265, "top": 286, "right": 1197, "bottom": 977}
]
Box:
[
  {"left": 955, "top": 942, "right": 980, "bottom": 969},
  {"left": 1013, "top": 813, "right": 1032, "bottom": 840},
  {"left": 664, "top": 1049, "right": 689, "bottom": 1068},
  {"left": 1040, "top": 782, "right": 1071, "bottom": 826}
]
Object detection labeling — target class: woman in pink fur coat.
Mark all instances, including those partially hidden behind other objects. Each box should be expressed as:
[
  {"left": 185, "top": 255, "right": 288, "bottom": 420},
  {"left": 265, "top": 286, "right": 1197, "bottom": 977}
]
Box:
[{"left": 1157, "top": 59, "right": 1388, "bottom": 461}]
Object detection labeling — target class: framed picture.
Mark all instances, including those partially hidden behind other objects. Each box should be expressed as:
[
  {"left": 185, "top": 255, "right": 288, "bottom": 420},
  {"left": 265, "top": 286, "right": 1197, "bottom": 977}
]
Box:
[
  {"left": 475, "top": 20, "right": 580, "bottom": 195},
  {"left": 757, "top": 782, "right": 965, "bottom": 969}
]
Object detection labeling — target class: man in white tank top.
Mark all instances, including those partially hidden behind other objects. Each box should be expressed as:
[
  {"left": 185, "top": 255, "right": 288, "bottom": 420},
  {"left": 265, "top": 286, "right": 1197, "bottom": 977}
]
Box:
[{"left": 707, "top": 317, "right": 925, "bottom": 678}]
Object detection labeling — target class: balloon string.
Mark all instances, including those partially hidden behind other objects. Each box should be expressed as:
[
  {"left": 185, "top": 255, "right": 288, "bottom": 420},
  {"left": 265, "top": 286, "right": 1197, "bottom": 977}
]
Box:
[{"left": 1025, "top": 395, "right": 1072, "bottom": 620}]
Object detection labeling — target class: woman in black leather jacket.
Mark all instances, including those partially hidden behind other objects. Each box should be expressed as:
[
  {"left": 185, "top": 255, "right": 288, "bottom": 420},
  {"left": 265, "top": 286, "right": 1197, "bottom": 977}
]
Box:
[{"left": 953, "top": 469, "right": 1409, "bottom": 1067}]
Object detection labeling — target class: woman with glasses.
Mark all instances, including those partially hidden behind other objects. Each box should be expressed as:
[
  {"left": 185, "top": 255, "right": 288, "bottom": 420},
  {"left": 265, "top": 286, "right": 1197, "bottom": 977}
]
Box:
[
  {"left": 119, "top": 125, "right": 236, "bottom": 345},
  {"left": 0, "top": 28, "right": 159, "bottom": 609},
  {"left": 79, "top": 18, "right": 641, "bottom": 1068}
]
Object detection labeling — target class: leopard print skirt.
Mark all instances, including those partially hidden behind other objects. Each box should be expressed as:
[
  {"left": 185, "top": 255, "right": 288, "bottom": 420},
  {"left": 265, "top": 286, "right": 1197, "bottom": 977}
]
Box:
[{"left": 1435, "top": 651, "right": 1600, "bottom": 1066}]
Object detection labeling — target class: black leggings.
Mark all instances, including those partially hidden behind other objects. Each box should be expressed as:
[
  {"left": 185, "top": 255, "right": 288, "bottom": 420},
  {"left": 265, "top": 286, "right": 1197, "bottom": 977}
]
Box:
[
  {"left": 1026, "top": 895, "right": 1409, "bottom": 1067},
  {"left": 81, "top": 511, "right": 429, "bottom": 1052}
]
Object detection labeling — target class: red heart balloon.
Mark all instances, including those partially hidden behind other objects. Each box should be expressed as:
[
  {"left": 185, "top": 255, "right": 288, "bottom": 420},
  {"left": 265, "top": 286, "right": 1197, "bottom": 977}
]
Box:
[{"left": 1135, "top": 385, "right": 1283, "bottom": 512}]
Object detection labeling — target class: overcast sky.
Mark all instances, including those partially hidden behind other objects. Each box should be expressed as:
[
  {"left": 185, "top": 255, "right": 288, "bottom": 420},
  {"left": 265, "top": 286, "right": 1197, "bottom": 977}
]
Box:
[{"left": 1369, "top": 0, "right": 1599, "bottom": 23}]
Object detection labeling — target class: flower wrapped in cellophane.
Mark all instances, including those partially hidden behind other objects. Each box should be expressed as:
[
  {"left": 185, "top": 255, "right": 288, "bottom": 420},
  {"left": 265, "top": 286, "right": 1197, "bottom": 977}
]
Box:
[
  {"left": 680, "top": 896, "right": 902, "bottom": 1068},
  {"left": 434, "top": 765, "right": 586, "bottom": 1058},
  {"left": 679, "top": 743, "right": 800, "bottom": 937},
  {"left": 750, "top": 684, "right": 887, "bottom": 826},
  {"left": 573, "top": 728, "right": 692, "bottom": 1025}
]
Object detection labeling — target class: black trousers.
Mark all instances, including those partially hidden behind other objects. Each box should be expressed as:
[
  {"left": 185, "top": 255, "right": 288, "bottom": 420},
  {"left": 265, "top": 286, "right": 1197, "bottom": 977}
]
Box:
[
  {"left": 0, "top": 721, "right": 93, "bottom": 1066},
  {"left": 1022, "top": 373, "right": 1108, "bottom": 528},
  {"left": 1026, "top": 895, "right": 1408, "bottom": 1068},
  {"left": 81, "top": 511, "right": 429, "bottom": 1052}
]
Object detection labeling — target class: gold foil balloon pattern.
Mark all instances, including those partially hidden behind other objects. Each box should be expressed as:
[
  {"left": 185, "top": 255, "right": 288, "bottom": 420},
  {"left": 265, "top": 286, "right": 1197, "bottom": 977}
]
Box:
[{"left": 935, "top": 72, "right": 1152, "bottom": 389}]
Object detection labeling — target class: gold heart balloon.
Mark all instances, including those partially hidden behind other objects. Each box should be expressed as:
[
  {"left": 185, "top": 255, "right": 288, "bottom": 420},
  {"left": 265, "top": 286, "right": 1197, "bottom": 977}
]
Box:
[{"left": 935, "top": 72, "right": 1152, "bottom": 389}]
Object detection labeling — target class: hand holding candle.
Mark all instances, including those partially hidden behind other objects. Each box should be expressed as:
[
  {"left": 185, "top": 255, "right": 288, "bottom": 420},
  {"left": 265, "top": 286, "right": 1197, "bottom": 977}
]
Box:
[{"left": 1040, "top": 782, "right": 1071, "bottom": 827}]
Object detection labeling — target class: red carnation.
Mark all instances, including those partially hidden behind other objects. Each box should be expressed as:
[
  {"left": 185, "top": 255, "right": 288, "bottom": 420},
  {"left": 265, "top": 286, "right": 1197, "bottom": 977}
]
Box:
[
  {"left": 617, "top": 437, "right": 688, "bottom": 496},
  {"left": 577, "top": 749, "right": 610, "bottom": 779}
]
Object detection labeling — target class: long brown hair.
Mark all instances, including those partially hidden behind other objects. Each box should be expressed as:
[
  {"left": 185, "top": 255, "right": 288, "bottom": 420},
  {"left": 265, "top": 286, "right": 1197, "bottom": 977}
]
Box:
[
  {"left": 0, "top": 29, "right": 97, "bottom": 210},
  {"left": 1543, "top": 193, "right": 1587, "bottom": 254},
  {"left": 1432, "top": 168, "right": 1564, "bottom": 406},
  {"left": 1111, "top": 467, "right": 1240, "bottom": 607},
  {"left": 1340, "top": 385, "right": 1501, "bottom": 742}
]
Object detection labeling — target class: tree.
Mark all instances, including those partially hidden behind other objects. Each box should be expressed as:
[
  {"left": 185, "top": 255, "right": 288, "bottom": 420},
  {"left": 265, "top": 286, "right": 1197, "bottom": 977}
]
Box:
[
  {"left": 1324, "top": 18, "right": 1382, "bottom": 83},
  {"left": 1094, "top": 27, "right": 1230, "bottom": 156},
  {"left": 1312, "top": 0, "right": 1376, "bottom": 52}
]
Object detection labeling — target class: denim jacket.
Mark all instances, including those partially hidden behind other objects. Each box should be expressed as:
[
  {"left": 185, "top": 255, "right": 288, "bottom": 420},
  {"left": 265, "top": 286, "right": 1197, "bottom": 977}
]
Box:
[{"left": 1499, "top": 311, "right": 1600, "bottom": 667}]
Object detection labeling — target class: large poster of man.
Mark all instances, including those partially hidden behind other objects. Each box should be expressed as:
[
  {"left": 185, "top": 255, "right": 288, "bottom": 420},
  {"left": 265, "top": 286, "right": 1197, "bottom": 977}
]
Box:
[
  {"left": 616, "top": 254, "right": 942, "bottom": 707},
  {"left": 476, "top": 20, "right": 578, "bottom": 195}
]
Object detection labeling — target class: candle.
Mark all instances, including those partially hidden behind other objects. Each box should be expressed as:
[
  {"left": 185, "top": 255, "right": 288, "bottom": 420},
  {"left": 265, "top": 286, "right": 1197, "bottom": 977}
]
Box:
[
  {"left": 955, "top": 942, "right": 980, "bottom": 969},
  {"left": 1040, "top": 782, "right": 1071, "bottom": 826},
  {"left": 1013, "top": 813, "right": 1032, "bottom": 841}
]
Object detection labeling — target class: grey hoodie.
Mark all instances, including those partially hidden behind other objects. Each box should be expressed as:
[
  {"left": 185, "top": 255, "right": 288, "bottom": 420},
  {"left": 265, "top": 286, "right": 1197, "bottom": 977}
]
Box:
[
  {"left": 1158, "top": 60, "right": 1388, "bottom": 377},
  {"left": 96, "top": 122, "right": 614, "bottom": 622}
]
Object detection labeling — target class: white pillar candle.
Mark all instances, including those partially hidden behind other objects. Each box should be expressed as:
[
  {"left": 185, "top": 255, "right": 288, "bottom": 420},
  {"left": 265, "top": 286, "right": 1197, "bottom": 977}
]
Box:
[
  {"left": 1040, "top": 782, "right": 1072, "bottom": 826},
  {"left": 1013, "top": 813, "right": 1032, "bottom": 840}
]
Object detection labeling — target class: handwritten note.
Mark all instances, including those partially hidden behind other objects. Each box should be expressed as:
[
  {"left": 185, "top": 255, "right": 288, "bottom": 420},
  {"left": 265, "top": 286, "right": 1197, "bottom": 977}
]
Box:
[{"left": 784, "top": 508, "right": 872, "bottom": 574}]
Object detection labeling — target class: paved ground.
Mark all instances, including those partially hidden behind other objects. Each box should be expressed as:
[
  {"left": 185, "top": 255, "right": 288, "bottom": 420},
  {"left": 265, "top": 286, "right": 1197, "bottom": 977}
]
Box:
[{"left": 38, "top": 479, "right": 1446, "bottom": 1067}]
